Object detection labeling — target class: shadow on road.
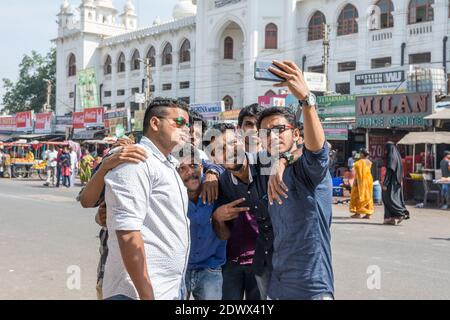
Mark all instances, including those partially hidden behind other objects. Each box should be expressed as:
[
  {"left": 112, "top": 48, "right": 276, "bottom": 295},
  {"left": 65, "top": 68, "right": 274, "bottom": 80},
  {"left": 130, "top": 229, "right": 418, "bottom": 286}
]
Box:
[{"left": 429, "top": 237, "right": 450, "bottom": 241}]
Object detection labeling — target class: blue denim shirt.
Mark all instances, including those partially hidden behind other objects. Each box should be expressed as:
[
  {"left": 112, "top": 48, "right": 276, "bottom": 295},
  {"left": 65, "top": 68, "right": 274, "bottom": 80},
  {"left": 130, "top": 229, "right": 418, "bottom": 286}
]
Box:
[
  {"left": 267, "top": 143, "right": 334, "bottom": 300},
  {"left": 187, "top": 197, "right": 227, "bottom": 271}
]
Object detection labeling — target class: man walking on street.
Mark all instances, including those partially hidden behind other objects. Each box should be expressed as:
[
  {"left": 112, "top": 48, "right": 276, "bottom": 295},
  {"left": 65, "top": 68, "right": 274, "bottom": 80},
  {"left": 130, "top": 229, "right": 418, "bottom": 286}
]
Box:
[{"left": 43, "top": 145, "right": 58, "bottom": 187}]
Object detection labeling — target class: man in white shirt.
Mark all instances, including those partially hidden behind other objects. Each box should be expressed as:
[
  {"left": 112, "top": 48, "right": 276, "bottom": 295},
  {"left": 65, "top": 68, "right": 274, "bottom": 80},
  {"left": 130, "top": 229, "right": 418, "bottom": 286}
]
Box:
[
  {"left": 69, "top": 147, "right": 78, "bottom": 187},
  {"left": 43, "top": 145, "right": 59, "bottom": 187},
  {"left": 103, "top": 98, "right": 191, "bottom": 300}
]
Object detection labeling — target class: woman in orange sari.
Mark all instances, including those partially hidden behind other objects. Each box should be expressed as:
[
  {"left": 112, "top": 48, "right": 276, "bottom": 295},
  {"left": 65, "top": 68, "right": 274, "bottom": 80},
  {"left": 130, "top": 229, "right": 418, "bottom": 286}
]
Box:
[{"left": 350, "top": 149, "right": 374, "bottom": 219}]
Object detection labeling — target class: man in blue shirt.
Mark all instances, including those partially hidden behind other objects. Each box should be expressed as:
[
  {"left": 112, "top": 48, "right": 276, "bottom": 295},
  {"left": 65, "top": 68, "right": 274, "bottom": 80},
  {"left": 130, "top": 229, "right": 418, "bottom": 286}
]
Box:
[
  {"left": 175, "top": 144, "right": 231, "bottom": 300},
  {"left": 257, "top": 60, "right": 334, "bottom": 300}
]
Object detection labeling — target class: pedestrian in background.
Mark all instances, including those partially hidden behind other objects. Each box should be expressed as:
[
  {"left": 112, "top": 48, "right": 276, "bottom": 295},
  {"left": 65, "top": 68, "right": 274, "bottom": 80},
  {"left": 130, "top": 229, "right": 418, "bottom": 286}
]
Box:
[
  {"left": 59, "top": 147, "right": 71, "bottom": 188},
  {"left": 350, "top": 149, "right": 374, "bottom": 219},
  {"left": 43, "top": 145, "right": 58, "bottom": 187},
  {"left": 382, "top": 142, "right": 410, "bottom": 225},
  {"left": 80, "top": 149, "right": 94, "bottom": 186},
  {"left": 69, "top": 147, "right": 78, "bottom": 187}
]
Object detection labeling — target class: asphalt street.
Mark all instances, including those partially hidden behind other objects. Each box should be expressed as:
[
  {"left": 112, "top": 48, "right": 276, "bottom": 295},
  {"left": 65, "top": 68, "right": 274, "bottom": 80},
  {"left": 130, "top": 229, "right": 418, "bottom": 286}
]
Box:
[{"left": 0, "top": 178, "right": 449, "bottom": 300}]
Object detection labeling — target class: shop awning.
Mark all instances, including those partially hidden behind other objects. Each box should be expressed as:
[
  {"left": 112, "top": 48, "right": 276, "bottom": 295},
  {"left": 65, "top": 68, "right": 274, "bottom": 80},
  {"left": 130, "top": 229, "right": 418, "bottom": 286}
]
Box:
[
  {"left": 397, "top": 132, "right": 450, "bottom": 145},
  {"left": 424, "top": 109, "right": 450, "bottom": 120},
  {"left": 0, "top": 134, "right": 13, "bottom": 142}
]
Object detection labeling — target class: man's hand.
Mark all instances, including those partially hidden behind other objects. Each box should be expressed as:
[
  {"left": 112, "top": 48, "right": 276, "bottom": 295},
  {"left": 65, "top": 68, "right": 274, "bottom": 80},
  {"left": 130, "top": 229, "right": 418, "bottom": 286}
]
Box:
[
  {"left": 95, "top": 202, "right": 107, "bottom": 227},
  {"left": 268, "top": 160, "right": 289, "bottom": 206},
  {"left": 213, "top": 198, "right": 250, "bottom": 223},
  {"left": 201, "top": 172, "right": 219, "bottom": 205},
  {"left": 100, "top": 145, "right": 148, "bottom": 173},
  {"left": 270, "top": 60, "right": 310, "bottom": 100}
]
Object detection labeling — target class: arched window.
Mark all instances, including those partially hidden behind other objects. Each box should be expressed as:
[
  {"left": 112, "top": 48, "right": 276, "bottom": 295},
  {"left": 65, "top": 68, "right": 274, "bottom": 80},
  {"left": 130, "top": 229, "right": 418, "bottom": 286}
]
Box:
[
  {"left": 117, "top": 52, "right": 126, "bottom": 73},
  {"left": 131, "top": 50, "right": 141, "bottom": 71},
  {"left": 308, "top": 11, "right": 326, "bottom": 41},
  {"left": 265, "top": 23, "right": 278, "bottom": 49},
  {"left": 223, "top": 95, "right": 234, "bottom": 111},
  {"left": 375, "top": 0, "right": 394, "bottom": 29},
  {"left": 408, "top": 0, "right": 434, "bottom": 24},
  {"left": 224, "top": 37, "right": 234, "bottom": 59},
  {"left": 68, "top": 54, "right": 76, "bottom": 77},
  {"left": 265, "top": 90, "right": 276, "bottom": 97},
  {"left": 146, "top": 46, "right": 156, "bottom": 67},
  {"left": 104, "top": 55, "right": 112, "bottom": 75},
  {"left": 337, "top": 4, "right": 359, "bottom": 36},
  {"left": 179, "top": 39, "right": 191, "bottom": 63},
  {"left": 162, "top": 43, "right": 173, "bottom": 65}
]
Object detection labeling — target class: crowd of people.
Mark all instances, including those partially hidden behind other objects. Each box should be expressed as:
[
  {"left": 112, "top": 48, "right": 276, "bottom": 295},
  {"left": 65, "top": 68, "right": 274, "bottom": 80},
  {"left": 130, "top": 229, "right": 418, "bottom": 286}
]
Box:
[{"left": 78, "top": 60, "right": 335, "bottom": 301}]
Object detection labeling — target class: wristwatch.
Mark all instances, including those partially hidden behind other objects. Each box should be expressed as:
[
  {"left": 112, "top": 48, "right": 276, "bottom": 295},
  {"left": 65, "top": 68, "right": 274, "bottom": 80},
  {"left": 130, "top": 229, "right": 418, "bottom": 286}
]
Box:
[
  {"left": 299, "top": 92, "right": 317, "bottom": 108},
  {"left": 279, "top": 151, "right": 295, "bottom": 165}
]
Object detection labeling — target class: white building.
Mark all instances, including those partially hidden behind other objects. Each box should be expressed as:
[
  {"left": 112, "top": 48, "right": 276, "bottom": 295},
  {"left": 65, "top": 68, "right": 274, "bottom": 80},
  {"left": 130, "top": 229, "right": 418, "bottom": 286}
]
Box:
[{"left": 55, "top": 0, "right": 450, "bottom": 116}]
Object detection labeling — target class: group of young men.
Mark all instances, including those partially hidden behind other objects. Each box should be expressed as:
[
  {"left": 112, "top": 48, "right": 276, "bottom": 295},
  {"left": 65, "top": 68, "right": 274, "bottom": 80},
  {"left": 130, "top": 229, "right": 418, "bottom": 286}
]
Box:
[{"left": 79, "top": 60, "right": 335, "bottom": 301}]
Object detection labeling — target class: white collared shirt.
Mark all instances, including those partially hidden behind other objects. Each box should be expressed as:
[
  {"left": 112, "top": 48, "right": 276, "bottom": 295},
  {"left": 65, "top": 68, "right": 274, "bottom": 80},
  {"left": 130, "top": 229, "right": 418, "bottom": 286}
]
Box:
[{"left": 103, "top": 136, "right": 190, "bottom": 300}]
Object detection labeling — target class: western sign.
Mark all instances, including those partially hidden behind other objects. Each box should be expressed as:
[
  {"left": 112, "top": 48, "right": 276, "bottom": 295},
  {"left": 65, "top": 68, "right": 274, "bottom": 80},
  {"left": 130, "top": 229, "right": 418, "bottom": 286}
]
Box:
[
  {"left": 351, "top": 67, "right": 407, "bottom": 95},
  {"left": 356, "top": 92, "right": 432, "bottom": 128}
]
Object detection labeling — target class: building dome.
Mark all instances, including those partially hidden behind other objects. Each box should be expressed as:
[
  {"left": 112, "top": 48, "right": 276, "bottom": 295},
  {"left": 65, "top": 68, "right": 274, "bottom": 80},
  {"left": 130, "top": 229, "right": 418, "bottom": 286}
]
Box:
[
  {"left": 172, "top": 0, "right": 197, "bottom": 20},
  {"left": 125, "top": 0, "right": 135, "bottom": 11},
  {"left": 153, "top": 16, "right": 162, "bottom": 26},
  {"left": 60, "top": 0, "right": 70, "bottom": 12}
]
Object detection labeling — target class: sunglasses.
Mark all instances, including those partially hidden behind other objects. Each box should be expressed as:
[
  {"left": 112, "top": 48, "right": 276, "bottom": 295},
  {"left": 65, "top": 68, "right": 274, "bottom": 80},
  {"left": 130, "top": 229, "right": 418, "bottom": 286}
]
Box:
[
  {"left": 158, "top": 117, "right": 191, "bottom": 129},
  {"left": 261, "top": 124, "right": 295, "bottom": 137}
]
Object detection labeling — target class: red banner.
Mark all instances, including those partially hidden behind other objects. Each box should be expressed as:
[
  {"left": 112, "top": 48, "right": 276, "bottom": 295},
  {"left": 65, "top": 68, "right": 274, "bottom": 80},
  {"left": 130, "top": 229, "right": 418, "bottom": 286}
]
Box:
[
  {"left": 84, "top": 107, "right": 104, "bottom": 128},
  {"left": 15, "top": 111, "right": 34, "bottom": 132},
  {"left": 73, "top": 112, "right": 85, "bottom": 132},
  {"left": 34, "top": 112, "right": 53, "bottom": 134},
  {"left": 0, "top": 116, "right": 16, "bottom": 132}
]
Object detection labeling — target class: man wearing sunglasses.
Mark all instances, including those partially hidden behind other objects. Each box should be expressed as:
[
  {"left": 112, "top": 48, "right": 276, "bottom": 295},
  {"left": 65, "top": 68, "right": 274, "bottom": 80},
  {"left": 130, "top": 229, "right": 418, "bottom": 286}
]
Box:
[
  {"left": 256, "top": 60, "right": 334, "bottom": 300},
  {"left": 103, "top": 98, "right": 192, "bottom": 300}
]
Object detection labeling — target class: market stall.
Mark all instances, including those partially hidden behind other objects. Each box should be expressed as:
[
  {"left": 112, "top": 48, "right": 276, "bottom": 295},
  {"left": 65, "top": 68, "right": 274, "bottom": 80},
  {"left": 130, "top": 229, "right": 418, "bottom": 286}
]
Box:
[{"left": 397, "top": 132, "right": 450, "bottom": 204}]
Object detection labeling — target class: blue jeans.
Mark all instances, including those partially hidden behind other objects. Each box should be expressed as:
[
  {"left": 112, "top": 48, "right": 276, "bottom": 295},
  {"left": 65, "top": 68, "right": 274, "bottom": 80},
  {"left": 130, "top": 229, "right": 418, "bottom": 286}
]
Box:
[
  {"left": 255, "top": 268, "right": 271, "bottom": 300},
  {"left": 185, "top": 268, "right": 223, "bottom": 300},
  {"left": 222, "top": 261, "right": 261, "bottom": 300},
  {"left": 442, "top": 185, "right": 449, "bottom": 205}
]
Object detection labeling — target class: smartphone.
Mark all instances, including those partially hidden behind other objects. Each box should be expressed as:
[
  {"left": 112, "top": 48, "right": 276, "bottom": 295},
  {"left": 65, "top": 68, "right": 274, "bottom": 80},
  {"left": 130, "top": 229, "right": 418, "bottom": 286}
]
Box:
[{"left": 254, "top": 60, "right": 286, "bottom": 82}]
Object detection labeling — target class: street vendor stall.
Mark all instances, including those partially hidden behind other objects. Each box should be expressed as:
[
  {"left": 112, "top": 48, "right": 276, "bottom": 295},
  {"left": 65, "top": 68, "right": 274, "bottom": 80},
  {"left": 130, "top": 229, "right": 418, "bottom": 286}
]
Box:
[{"left": 397, "top": 132, "right": 450, "bottom": 204}]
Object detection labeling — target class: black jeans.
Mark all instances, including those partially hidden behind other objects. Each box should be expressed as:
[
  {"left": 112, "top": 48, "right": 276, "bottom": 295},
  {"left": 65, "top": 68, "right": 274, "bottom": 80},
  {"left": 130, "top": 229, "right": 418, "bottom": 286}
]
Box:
[{"left": 222, "top": 261, "right": 261, "bottom": 300}]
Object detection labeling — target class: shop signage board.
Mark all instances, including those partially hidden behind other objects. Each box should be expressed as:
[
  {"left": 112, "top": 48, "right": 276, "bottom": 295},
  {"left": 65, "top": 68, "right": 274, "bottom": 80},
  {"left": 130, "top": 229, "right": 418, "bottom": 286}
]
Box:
[
  {"left": 351, "top": 67, "right": 407, "bottom": 95},
  {"left": 356, "top": 92, "right": 432, "bottom": 129},
  {"left": 34, "top": 112, "right": 53, "bottom": 134},
  {"left": 317, "top": 95, "right": 356, "bottom": 119},
  {"left": 323, "top": 123, "right": 349, "bottom": 141},
  {"left": 190, "top": 102, "right": 224, "bottom": 121},
  {"left": 84, "top": 107, "right": 104, "bottom": 128},
  {"left": 0, "top": 116, "right": 16, "bottom": 132},
  {"left": 77, "top": 68, "right": 100, "bottom": 109},
  {"left": 72, "top": 112, "right": 85, "bottom": 133},
  {"left": 15, "top": 111, "right": 34, "bottom": 132}
]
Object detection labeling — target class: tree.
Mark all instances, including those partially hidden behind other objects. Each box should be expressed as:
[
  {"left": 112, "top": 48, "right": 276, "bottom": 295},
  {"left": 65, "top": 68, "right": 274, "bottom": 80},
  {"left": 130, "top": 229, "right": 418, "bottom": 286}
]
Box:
[{"left": 1, "top": 48, "right": 56, "bottom": 114}]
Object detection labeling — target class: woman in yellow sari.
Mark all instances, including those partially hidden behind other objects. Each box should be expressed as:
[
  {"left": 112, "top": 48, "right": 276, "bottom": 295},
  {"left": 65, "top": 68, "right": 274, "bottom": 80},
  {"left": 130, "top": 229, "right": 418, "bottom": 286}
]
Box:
[
  {"left": 350, "top": 149, "right": 374, "bottom": 219},
  {"left": 80, "top": 149, "right": 94, "bottom": 185}
]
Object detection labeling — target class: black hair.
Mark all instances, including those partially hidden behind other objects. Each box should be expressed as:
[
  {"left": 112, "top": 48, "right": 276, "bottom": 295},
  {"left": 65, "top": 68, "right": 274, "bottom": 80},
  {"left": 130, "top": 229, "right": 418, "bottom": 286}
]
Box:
[
  {"left": 143, "top": 97, "right": 189, "bottom": 134},
  {"left": 257, "top": 107, "right": 297, "bottom": 129},
  {"left": 360, "top": 148, "right": 370, "bottom": 158},
  {"left": 203, "top": 122, "right": 236, "bottom": 148},
  {"left": 188, "top": 109, "right": 208, "bottom": 133},
  {"left": 173, "top": 143, "right": 201, "bottom": 165},
  {"left": 444, "top": 151, "right": 450, "bottom": 157},
  {"left": 238, "top": 103, "right": 263, "bottom": 127}
]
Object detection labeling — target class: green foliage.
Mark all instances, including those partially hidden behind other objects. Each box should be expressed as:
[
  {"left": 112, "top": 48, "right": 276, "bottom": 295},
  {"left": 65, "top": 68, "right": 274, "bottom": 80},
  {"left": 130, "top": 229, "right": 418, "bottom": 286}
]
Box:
[{"left": 2, "top": 48, "right": 56, "bottom": 114}]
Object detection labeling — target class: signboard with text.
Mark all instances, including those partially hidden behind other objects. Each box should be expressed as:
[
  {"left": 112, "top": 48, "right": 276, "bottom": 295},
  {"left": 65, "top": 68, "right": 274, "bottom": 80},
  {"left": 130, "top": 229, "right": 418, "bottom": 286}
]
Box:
[
  {"left": 105, "top": 108, "right": 130, "bottom": 137},
  {"left": 351, "top": 67, "right": 407, "bottom": 95},
  {"left": 190, "top": 102, "right": 225, "bottom": 121},
  {"left": 34, "top": 112, "right": 53, "bottom": 134},
  {"left": 84, "top": 107, "right": 104, "bottom": 128},
  {"left": 356, "top": 92, "right": 433, "bottom": 129},
  {"left": 258, "top": 95, "right": 288, "bottom": 108},
  {"left": 72, "top": 112, "right": 85, "bottom": 133},
  {"left": 317, "top": 95, "right": 356, "bottom": 120},
  {"left": 0, "top": 116, "right": 16, "bottom": 132},
  {"left": 15, "top": 111, "right": 34, "bottom": 132},
  {"left": 323, "top": 123, "right": 349, "bottom": 141},
  {"left": 55, "top": 116, "right": 73, "bottom": 133}
]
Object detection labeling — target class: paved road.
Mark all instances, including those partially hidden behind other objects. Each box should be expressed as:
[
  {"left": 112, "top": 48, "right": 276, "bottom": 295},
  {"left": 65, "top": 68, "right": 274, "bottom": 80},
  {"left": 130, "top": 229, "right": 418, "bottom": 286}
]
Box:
[{"left": 0, "top": 178, "right": 449, "bottom": 300}]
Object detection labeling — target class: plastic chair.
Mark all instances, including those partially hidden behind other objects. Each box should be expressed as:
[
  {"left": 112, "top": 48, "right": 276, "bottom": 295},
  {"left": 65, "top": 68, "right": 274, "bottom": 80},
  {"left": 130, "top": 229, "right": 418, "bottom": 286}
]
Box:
[{"left": 422, "top": 174, "right": 441, "bottom": 207}]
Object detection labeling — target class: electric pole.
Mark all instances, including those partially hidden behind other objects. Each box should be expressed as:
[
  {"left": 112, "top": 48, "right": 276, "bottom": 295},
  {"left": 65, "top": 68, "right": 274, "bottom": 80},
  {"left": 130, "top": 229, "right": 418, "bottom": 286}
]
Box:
[
  {"left": 144, "top": 58, "right": 153, "bottom": 108},
  {"left": 322, "top": 23, "right": 331, "bottom": 94}
]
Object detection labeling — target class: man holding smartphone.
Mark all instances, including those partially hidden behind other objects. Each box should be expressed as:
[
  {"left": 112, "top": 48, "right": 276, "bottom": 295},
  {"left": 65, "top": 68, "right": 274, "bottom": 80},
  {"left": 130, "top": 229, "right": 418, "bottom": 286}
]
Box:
[{"left": 256, "top": 60, "right": 334, "bottom": 300}]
